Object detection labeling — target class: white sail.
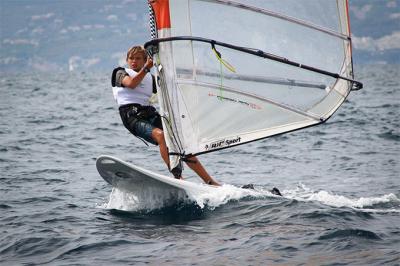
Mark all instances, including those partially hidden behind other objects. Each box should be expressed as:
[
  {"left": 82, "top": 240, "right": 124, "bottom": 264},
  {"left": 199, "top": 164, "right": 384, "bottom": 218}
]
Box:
[{"left": 146, "top": 0, "right": 362, "bottom": 171}]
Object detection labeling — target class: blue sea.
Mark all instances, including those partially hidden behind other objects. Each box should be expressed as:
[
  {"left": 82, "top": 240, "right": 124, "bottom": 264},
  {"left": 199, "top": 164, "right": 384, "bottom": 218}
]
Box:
[{"left": 0, "top": 64, "right": 399, "bottom": 265}]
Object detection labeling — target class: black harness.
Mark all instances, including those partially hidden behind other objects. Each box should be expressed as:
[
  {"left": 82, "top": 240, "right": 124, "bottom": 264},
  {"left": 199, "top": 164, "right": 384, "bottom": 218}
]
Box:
[
  {"left": 119, "top": 103, "right": 162, "bottom": 140},
  {"left": 119, "top": 104, "right": 159, "bottom": 124}
]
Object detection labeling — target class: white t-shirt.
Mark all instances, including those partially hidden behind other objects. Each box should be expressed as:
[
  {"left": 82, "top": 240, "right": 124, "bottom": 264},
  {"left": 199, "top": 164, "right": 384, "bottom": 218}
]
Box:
[{"left": 112, "top": 68, "right": 153, "bottom": 106}]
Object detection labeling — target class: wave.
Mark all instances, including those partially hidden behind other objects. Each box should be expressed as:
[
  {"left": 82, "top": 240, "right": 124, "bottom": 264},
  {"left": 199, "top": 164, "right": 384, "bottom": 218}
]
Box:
[
  {"left": 99, "top": 182, "right": 399, "bottom": 214},
  {"left": 318, "top": 228, "right": 382, "bottom": 240},
  {"left": 99, "top": 184, "right": 278, "bottom": 212},
  {"left": 282, "top": 183, "right": 400, "bottom": 213}
]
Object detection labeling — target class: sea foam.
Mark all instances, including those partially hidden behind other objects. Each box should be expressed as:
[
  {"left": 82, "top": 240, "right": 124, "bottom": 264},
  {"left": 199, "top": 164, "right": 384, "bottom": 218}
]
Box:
[{"left": 283, "top": 183, "right": 400, "bottom": 213}]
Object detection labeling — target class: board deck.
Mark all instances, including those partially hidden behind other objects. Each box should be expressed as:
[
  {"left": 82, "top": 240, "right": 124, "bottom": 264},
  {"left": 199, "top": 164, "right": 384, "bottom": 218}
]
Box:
[{"left": 96, "top": 155, "right": 217, "bottom": 195}]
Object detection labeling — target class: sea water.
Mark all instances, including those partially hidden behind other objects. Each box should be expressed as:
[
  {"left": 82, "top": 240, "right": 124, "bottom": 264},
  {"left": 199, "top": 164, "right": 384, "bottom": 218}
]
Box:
[{"left": 0, "top": 64, "right": 399, "bottom": 265}]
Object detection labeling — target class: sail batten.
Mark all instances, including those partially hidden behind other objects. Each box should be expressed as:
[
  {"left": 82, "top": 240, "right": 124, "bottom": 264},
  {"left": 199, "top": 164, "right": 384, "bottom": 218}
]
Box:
[
  {"left": 177, "top": 68, "right": 327, "bottom": 89},
  {"left": 147, "top": 0, "right": 362, "bottom": 167}
]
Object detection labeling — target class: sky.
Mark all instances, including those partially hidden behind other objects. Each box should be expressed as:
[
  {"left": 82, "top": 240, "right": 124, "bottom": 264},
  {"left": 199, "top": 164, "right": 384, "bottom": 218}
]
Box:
[{"left": 0, "top": 0, "right": 399, "bottom": 72}]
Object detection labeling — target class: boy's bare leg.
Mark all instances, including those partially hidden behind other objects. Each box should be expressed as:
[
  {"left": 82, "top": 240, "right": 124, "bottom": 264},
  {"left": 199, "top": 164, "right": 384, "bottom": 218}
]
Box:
[
  {"left": 152, "top": 128, "right": 182, "bottom": 179},
  {"left": 152, "top": 128, "right": 219, "bottom": 185},
  {"left": 185, "top": 157, "right": 220, "bottom": 186},
  {"left": 151, "top": 128, "right": 169, "bottom": 167}
]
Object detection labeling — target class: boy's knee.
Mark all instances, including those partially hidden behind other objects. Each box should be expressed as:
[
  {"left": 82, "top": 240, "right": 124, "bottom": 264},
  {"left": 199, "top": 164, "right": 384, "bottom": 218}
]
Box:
[{"left": 152, "top": 128, "right": 164, "bottom": 143}]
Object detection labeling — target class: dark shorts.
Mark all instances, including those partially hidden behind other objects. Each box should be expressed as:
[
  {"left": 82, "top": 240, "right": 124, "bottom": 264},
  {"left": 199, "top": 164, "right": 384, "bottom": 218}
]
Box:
[{"left": 119, "top": 104, "right": 162, "bottom": 145}]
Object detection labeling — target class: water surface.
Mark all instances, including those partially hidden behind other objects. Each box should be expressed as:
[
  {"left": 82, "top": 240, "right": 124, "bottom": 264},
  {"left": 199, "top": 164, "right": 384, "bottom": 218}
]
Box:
[{"left": 0, "top": 64, "right": 399, "bottom": 265}]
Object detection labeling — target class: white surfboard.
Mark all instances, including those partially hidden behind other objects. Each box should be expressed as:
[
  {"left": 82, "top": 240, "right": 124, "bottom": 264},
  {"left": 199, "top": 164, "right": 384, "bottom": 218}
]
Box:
[{"left": 96, "top": 155, "right": 217, "bottom": 197}]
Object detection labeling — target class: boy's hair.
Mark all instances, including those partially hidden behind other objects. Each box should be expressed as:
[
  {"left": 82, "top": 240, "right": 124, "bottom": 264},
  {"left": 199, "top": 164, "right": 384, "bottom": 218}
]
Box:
[{"left": 126, "top": 46, "right": 147, "bottom": 60}]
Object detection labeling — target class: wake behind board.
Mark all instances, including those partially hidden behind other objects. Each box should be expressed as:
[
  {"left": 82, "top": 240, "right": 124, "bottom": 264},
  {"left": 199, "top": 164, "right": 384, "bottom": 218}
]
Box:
[{"left": 96, "top": 155, "right": 217, "bottom": 198}]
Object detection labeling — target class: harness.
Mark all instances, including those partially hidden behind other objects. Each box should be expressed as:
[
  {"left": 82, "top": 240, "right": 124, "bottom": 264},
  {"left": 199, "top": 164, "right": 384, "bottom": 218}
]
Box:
[
  {"left": 120, "top": 104, "right": 159, "bottom": 122},
  {"left": 119, "top": 103, "right": 161, "bottom": 134}
]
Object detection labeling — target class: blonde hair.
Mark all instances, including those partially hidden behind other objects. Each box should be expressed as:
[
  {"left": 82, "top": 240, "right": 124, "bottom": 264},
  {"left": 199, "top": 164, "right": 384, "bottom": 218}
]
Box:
[{"left": 126, "top": 46, "right": 147, "bottom": 60}]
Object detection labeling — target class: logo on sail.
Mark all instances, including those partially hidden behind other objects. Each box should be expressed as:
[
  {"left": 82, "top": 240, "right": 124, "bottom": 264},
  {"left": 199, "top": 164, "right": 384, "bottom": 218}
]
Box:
[
  {"left": 205, "top": 137, "right": 241, "bottom": 150},
  {"left": 208, "top": 93, "right": 261, "bottom": 110}
]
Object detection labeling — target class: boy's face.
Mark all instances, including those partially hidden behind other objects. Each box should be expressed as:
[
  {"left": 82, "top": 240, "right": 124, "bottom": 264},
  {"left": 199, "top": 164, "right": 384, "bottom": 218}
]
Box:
[{"left": 127, "top": 53, "right": 146, "bottom": 71}]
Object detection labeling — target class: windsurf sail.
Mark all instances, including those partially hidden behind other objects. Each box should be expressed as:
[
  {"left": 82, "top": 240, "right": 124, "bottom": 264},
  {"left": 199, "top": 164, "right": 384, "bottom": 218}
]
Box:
[{"left": 145, "top": 0, "right": 363, "bottom": 174}]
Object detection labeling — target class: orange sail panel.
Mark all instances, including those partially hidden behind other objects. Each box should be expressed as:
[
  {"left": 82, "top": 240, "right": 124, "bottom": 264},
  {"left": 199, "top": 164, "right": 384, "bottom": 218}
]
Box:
[{"left": 149, "top": 0, "right": 171, "bottom": 29}]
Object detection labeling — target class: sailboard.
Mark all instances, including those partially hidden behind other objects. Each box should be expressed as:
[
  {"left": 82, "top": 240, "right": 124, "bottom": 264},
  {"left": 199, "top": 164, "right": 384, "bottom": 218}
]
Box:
[
  {"left": 144, "top": 0, "right": 363, "bottom": 175},
  {"left": 96, "top": 155, "right": 282, "bottom": 206},
  {"left": 96, "top": 155, "right": 216, "bottom": 195}
]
